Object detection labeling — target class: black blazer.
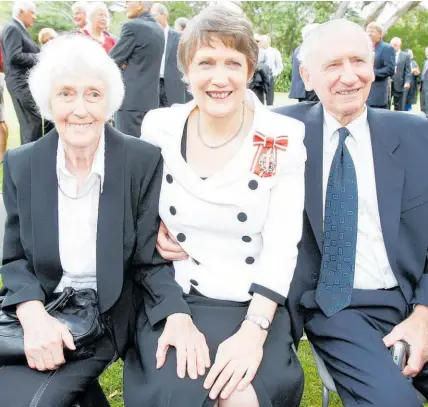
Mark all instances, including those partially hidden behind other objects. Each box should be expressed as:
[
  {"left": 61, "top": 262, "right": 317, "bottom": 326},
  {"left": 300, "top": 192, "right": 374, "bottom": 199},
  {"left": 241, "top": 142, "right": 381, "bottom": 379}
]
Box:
[
  {"left": 0, "top": 19, "right": 39, "bottom": 96},
  {"left": 0, "top": 125, "right": 190, "bottom": 357},
  {"left": 109, "top": 12, "right": 165, "bottom": 112},
  {"left": 288, "top": 45, "right": 307, "bottom": 100},
  {"left": 274, "top": 102, "right": 428, "bottom": 346},
  {"left": 367, "top": 40, "right": 395, "bottom": 107},
  {"left": 164, "top": 28, "right": 185, "bottom": 105},
  {"left": 392, "top": 51, "right": 412, "bottom": 91}
]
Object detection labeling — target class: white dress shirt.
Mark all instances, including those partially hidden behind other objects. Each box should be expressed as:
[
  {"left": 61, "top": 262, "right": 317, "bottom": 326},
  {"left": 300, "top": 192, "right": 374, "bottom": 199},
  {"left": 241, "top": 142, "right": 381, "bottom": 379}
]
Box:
[
  {"left": 54, "top": 133, "right": 105, "bottom": 292},
  {"left": 159, "top": 25, "right": 169, "bottom": 78},
  {"left": 141, "top": 90, "right": 306, "bottom": 302},
  {"left": 264, "top": 47, "right": 284, "bottom": 77},
  {"left": 323, "top": 108, "right": 398, "bottom": 290}
]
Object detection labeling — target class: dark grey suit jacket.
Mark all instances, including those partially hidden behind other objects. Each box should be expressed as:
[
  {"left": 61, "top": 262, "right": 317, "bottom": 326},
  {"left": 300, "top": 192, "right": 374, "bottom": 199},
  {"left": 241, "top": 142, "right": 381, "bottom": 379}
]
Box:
[
  {"left": 367, "top": 40, "right": 395, "bottom": 107},
  {"left": 164, "top": 28, "right": 185, "bottom": 105},
  {"left": 392, "top": 50, "right": 412, "bottom": 91},
  {"left": 274, "top": 102, "right": 428, "bottom": 346},
  {"left": 109, "top": 12, "right": 164, "bottom": 112},
  {"left": 0, "top": 125, "right": 190, "bottom": 357},
  {"left": 288, "top": 46, "right": 306, "bottom": 100},
  {"left": 0, "top": 19, "right": 39, "bottom": 96}
]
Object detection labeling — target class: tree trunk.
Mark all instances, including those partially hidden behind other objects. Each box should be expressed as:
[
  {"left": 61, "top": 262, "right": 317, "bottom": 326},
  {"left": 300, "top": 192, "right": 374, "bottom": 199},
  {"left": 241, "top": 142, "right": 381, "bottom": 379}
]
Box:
[
  {"left": 382, "top": 1, "right": 421, "bottom": 33},
  {"left": 363, "top": 1, "right": 388, "bottom": 27},
  {"left": 334, "top": 1, "right": 350, "bottom": 19}
]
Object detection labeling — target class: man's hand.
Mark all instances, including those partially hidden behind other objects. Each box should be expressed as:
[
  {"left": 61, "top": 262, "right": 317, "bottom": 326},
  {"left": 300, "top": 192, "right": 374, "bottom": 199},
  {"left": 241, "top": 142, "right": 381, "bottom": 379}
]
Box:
[
  {"left": 383, "top": 305, "right": 428, "bottom": 377},
  {"left": 404, "top": 82, "right": 411, "bottom": 89},
  {"left": 156, "top": 221, "right": 188, "bottom": 261}
]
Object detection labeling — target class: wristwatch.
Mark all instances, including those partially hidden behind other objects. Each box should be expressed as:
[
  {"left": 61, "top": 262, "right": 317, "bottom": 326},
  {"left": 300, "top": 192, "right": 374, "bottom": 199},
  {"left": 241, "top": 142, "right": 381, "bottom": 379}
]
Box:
[{"left": 244, "top": 314, "right": 271, "bottom": 331}]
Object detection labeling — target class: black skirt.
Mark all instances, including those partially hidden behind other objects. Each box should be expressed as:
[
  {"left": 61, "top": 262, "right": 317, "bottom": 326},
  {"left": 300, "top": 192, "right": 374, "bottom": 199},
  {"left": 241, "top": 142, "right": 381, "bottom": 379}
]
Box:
[{"left": 123, "top": 289, "right": 304, "bottom": 407}]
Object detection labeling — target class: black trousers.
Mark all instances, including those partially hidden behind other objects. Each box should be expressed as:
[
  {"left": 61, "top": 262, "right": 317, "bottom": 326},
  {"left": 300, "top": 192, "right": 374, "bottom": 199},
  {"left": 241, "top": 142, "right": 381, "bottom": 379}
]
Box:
[
  {"left": 392, "top": 83, "right": 407, "bottom": 111},
  {"left": 115, "top": 109, "right": 148, "bottom": 138},
  {"left": 8, "top": 88, "right": 43, "bottom": 145},
  {"left": 253, "top": 87, "right": 265, "bottom": 105},
  {"left": 301, "top": 288, "right": 428, "bottom": 407},
  {"left": 159, "top": 78, "right": 170, "bottom": 108},
  {"left": 266, "top": 76, "right": 275, "bottom": 105},
  {"left": 0, "top": 332, "right": 116, "bottom": 407},
  {"left": 421, "top": 85, "right": 428, "bottom": 118}
]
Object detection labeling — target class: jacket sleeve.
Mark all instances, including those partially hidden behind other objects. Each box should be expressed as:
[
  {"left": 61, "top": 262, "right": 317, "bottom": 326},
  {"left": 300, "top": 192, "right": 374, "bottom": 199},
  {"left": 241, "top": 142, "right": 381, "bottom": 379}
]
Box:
[
  {"left": 2, "top": 25, "right": 38, "bottom": 68},
  {"left": 374, "top": 45, "right": 395, "bottom": 80},
  {"left": 109, "top": 23, "right": 136, "bottom": 66},
  {"left": 1, "top": 151, "right": 46, "bottom": 310},
  {"left": 132, "top": 149, "right": 191, "bottom": 328},
  {"left": 411, "top": 253, "right": 428, "bottom": 308}
]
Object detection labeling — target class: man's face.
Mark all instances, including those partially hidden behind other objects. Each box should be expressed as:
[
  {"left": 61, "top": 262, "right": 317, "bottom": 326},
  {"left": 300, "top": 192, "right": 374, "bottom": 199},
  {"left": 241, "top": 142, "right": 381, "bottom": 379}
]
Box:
[
  {"left": 390, "top": 38, "right": 401, "bottom": 53},
  {"left": 151, "top": 9, "right": 167, "bottom": 27},
  {"left": 126, "top": 1, "right": 144, "bottom": 19},
  {"left": 19, "top": 7, "right": 36, "bottom": 28},
  {"left": 300, "top": 28, "right": 374, "bottom": 124},
  {"left": 366, "top": 26, "right": 382, "bottom": 44}
]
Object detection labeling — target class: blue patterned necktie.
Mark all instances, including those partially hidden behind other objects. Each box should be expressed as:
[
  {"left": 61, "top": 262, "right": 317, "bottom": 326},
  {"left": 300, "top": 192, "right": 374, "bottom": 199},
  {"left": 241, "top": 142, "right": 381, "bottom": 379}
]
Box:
[{"left": 316, "top": 127, "right": 358, "bottom": 317}]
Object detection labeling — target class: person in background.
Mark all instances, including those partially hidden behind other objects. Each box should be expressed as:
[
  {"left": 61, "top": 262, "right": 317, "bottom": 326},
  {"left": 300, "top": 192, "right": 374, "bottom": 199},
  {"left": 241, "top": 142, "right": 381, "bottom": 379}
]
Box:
[
  {"left": 262, "top": 34, "right": 283, "bottom": 105},
  {"left": 289, "top": 23, "right": 320, "bottom": 102},
  {"left": 72, "top": 1, "right": 88, "bottom": 32},
  {"left": 421, "top": 47, "right": 428, "bottom": 118},
  {"left": 0, "top": 69, "right": 8, "bottom": 163},
  {"left": 174, "top": 17, "right": 189, "bottom": 32},
  {"left": 38, "top": 27, "right": 58, "bottom": 45},
  {"left": 390, "top": 37, "right": 411, "bottom": 111},
  {"left": 124, "top": 5, "right": 305, "bottom": 407},
  {"left": 151, "top": 3, "right": 185, "bottom": 106},
  {"left": 366, "top": 21, "right": 395, "bottom": 109},
  {"left": 83, "top": 2, "right": 116, "bottom": 53},
  {"left": 109, "top": 1, "right": 164, "bottom": 137},
  {"left": 1, "top": 0, "right": 54, "bottom": 145},
  {"left": 404, "top": 49, "right": 420, "bottom": 111}
]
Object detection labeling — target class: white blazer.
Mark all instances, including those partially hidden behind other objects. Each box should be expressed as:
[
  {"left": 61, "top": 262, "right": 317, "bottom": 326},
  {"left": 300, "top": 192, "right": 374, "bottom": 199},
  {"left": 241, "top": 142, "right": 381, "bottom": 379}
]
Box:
[{"left": 141, "top": 91, "right": 306, "bottom": 303}]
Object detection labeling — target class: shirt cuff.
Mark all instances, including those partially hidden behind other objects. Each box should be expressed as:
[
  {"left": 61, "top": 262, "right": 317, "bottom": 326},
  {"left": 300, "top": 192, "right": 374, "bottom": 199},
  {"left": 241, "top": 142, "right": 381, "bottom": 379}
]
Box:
[{"left": 248, "top": 283, "right": 286, "bottom": 306}]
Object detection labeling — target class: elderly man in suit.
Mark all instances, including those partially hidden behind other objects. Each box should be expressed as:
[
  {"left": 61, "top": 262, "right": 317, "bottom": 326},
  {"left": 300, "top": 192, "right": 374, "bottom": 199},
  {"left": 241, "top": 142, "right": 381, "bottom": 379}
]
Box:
[
  {"left": 365, "top": 21, "right": 395, "bottom": 109},
  {"left": 151, "top": 3, "right": 185, "bottom": 107},
  {"left": 421, "top": 47, "right": 428, "bottom": 118},
  {"left": 109, "top": 1, "right": 164, "bottom": 137},
  {"left": 390, "top": 37, "right": 412, "bottom": 111},
  {"left": 289, "top": 23, "right": 320, "bottom": 102},
  {"left": 274, "top": 19, "right": 428, "bottom": 407},
  {"left": 1, "top": 1, "right": 45, "bottom": 144}
]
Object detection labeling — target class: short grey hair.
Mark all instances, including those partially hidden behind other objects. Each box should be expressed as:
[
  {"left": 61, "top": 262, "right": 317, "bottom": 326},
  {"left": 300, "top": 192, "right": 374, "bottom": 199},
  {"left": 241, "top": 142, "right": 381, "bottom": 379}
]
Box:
[
  {"left": 28, "top": 35, "right": 124, "bottom": 121},
  {"left": 366, "top": 21, "right": 384, "bottom": 37},
  {"left": 71, "top": 1, "right": 87, "bottom": 13},
  {"left": 178, "top": 4, "right": 258, "bottom": 76},
  {"left": 87, "top": 2, "right": 109, "bottom": 21},
  {"left": 301, "top": 23, "right": 320, "bottom": 40},
  {"left": 12, "top": 0, "right": 36, "bottom": 18},
  {"left": 175, "top": 17, "right": 189, "bottom": 31},
  {"left": 143, "top": 1, "right": 153, "bottom": 10},
  {"left": 298, "top": 19, "right": 373, "bottom": 69},
  {"left": 151, "top": 3, "right": 168, "bottom": 16}
]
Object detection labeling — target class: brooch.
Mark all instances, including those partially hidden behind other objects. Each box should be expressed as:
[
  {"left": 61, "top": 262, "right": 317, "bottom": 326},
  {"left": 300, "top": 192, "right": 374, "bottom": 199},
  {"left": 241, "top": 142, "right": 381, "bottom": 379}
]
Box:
[{"left": 250, "top": 132, "right": 288, "bottom": 177}]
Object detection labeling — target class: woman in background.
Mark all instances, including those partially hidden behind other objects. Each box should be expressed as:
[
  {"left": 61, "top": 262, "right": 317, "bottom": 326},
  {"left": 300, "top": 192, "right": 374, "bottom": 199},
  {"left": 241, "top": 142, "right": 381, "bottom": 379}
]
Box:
[{"left": 83, "top": 2, "right": 115, "bottom": 53}]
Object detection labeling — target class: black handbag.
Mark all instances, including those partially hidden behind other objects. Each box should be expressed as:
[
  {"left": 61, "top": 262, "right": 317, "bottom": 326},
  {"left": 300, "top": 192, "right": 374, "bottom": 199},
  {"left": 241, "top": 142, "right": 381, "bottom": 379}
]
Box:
[{"left": 0, "top": 287, "right": 105, "bottom": 364}]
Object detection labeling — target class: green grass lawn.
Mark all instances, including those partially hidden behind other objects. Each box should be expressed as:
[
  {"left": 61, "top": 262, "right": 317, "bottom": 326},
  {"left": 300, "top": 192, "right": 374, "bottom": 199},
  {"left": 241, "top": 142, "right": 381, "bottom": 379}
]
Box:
[{"left": 3, "top": 84, "right": 425, "bottom": 406}]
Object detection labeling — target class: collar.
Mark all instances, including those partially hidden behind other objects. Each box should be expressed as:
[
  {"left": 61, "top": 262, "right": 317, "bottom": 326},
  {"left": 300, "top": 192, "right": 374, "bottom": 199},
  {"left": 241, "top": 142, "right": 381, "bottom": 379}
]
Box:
[
  {"left": 13, "top": 17, "right": 26, "bottom": 29},
  {"left": 164, "top": 25, "right": 169, "bottom": 35},
  {"left": 323, "top": 106, "right": 368, "bottom": 143},
  {"left": 56, "top": 130, "right": 105, "bottom": 192},
  {"left": 374, "top": 40, "right": 381, "bottom": 49}
]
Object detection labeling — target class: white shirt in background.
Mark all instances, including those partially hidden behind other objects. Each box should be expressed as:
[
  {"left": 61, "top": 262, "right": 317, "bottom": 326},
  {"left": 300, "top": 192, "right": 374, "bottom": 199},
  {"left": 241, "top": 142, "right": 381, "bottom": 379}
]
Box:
[{"left": 159, "top": 25, "right": 169, "bottom": 78}]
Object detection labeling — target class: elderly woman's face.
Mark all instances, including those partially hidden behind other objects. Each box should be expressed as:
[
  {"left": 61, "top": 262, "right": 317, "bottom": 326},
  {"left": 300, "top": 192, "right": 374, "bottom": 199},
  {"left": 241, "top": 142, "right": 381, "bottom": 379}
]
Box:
[
  {"left": 51, "top": 75, "right": 108, "bottom": 148},
  {"left": 93, "top": 9, "right": 108, "bottom": 30},
  {"left": 187, "top": 36, "right": 250, "bottom": 118}
]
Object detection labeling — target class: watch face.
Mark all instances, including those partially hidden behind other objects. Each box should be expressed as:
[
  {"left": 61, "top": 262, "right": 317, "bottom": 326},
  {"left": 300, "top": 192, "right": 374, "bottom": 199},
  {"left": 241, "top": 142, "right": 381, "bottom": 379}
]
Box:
[{"left": 261, "top": 318, "right": 269, "bottom": 329}]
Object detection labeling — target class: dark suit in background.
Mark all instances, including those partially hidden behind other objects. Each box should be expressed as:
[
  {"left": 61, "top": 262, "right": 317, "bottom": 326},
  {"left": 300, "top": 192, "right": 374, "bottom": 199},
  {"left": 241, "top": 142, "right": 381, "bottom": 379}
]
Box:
[
  {"left": 289, "top": 45, "right": 319, "bottom": 102},
  {"left": 274, "top": 102, "right": 428, "bottom": 406},
  {"left": 421, "top": 60, "right": 428, "bottom": 118},
  {"left": 109, "top": 12, "right": 164, "bottom": 137},
  {"left": 1, "top": 19, "right": 43, "bottom": 144},
  {"left": 392, "top": 50, "right": 411, "bottom": 111},
  {"left": 160, "top": 28, "right": 185, "bottom": 107},
  {"left": 367, "top": 40, "right": 395, "bottom": 108}
]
